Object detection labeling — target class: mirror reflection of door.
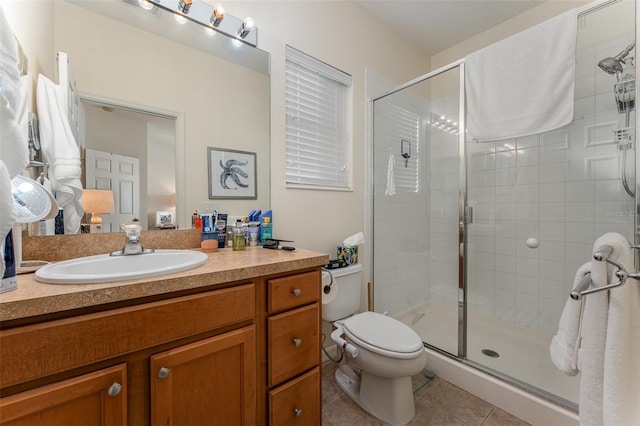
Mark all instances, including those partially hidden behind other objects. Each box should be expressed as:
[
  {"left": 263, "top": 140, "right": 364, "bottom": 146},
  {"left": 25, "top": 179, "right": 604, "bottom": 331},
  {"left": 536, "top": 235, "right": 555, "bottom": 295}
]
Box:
[
  {"left": 85, "top": 149, "right": 140, "bottom": 233},
  {"left": 81, "top": 101, "right": 177, "bottom": 232}
]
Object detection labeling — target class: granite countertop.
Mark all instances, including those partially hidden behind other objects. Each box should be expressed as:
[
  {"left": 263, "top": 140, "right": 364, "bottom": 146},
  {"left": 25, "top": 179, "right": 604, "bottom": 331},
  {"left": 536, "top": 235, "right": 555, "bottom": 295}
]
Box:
[{"left": 0, "top": 247, "right": 328, "bottom": 323}]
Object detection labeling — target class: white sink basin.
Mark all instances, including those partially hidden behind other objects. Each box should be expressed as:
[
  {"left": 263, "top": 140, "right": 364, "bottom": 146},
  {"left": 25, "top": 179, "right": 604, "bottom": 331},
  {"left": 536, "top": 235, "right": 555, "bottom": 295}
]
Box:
[{"left": 35, "top": 250, "right": 209, "bottom": 284}]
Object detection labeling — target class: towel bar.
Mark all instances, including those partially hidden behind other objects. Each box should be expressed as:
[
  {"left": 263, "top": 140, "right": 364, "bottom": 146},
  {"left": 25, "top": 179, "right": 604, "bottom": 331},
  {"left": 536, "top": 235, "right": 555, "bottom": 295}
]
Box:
[{"left": 570, "top": 245, "right": 640, "bottom": 300}]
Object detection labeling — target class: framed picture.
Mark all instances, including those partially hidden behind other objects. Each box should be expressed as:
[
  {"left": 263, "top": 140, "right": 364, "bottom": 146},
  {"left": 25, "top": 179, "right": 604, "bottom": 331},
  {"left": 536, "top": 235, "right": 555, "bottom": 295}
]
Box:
[{"left": 208, "top": 147, "right": 257, "bottom": 199}]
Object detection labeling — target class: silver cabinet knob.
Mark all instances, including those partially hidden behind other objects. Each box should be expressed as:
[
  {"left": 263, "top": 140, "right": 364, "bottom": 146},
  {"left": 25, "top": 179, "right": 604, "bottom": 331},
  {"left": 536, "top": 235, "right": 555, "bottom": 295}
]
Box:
[
  {"left": 293, "top": 338, "right": 302, "bottom": 347},
  {"left": 157, "top": 367, "right": 170, "bottom": 380},
  {"left": 292, "top": 288, "right": 302, "bottom": 296},
  {"left": 294, "top": 408, "right": 303, "bottom": 418},
  {"left": 107, "top": 382, "right": 122, "bottom": 397}
]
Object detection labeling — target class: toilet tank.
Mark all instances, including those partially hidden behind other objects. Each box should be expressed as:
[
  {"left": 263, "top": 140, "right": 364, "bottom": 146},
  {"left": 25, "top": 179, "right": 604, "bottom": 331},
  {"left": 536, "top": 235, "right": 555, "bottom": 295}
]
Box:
[{"left": 321, "top": 263, "right": 364, "bottom": 322}]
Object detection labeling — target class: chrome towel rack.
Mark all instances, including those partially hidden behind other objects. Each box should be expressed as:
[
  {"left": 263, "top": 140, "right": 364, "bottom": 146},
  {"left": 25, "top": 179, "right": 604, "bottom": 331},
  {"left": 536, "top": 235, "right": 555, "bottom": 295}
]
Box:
[{"left": 570, "top": 245, "right": 640, "bottom": 300}]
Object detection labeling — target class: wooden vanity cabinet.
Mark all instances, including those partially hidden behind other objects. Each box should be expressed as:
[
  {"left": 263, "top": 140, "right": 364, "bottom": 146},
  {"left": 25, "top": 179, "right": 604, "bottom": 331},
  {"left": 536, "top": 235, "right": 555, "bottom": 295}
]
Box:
[
  {"left": 0, "top": 283, "right": 257, "bottom": 425},
  {"left": 0, "top": 265, "right": 325, "bottom": 426},
  {"left": 265, "top": 271, "right": 321, "bottom": 425}
]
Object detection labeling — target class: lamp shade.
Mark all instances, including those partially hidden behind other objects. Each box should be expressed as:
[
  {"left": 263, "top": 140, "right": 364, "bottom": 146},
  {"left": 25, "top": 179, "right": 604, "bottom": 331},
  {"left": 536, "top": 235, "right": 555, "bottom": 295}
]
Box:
[{"left": 81, "top": 189, "right": 114, "bottom": 214}]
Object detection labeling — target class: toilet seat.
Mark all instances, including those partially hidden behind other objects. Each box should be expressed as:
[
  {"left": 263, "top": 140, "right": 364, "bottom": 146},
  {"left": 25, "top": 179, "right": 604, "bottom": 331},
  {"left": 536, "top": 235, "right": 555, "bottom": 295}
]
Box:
[{"left": 342, "top": 311, "right": 424, "bottom": 360}]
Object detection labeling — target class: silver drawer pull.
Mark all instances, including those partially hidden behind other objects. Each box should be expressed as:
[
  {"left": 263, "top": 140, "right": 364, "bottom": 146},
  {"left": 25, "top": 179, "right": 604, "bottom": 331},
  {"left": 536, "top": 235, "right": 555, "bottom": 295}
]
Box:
[
  {"left": 294, "top": 408, "right": 303, "bottom": 417},
  {"left": 292, "top": 288, "right": 302, "bottom": 296},
  {"left": 293, "top": 338, "right": 302, "bottom": 347},
  {"left": 157, "top": 367, "right": 170, "bottom": 380},
  {"left": 107, "top": 382, "right": 122, "bottom": 397}
]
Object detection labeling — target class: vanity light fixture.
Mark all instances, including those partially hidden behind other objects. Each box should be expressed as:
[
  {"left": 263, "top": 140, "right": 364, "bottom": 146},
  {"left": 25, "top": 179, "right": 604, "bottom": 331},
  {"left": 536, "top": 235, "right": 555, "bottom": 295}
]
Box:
[
  {"left": 237, "top": 17, "right": 255, "bottom": 39},
  {"left": 140, "top": 0, "right": 258, "bottom": 46},
  {"left": 210, "top": 5, "right": 225, "bottom": 27}
]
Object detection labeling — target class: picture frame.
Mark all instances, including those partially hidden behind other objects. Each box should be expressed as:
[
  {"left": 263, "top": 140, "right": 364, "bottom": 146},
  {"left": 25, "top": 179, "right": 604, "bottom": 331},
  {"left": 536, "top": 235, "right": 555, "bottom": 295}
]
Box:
[{"left": 208, "top": 147, "right": 257, "bottom": 199}]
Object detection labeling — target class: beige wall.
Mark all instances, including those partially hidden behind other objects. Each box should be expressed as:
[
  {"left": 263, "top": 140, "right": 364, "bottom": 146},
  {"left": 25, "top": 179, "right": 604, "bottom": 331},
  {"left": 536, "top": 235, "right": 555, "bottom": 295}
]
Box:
[{"left": 228, "top": 1, "right": 430, "bottom": 257}]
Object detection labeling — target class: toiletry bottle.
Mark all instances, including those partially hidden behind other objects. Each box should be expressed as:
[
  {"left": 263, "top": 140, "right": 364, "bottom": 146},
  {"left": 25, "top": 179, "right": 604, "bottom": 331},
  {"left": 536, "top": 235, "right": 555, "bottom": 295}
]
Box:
[
  {"left": 232, "top": 224, "right": 245, "bottom": 251},
  {"left": 260, "top": 216, "right": 272, "bottom": 243},
  {"left": 195, "top": 209, "right": 202, "bottom": 230}
]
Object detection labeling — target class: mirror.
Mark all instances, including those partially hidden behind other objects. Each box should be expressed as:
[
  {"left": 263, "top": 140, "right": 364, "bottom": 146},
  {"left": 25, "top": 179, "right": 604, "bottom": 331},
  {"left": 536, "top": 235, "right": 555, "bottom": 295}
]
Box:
[{"left": 14, "top": 0, "right": 270, "bottom": 234}]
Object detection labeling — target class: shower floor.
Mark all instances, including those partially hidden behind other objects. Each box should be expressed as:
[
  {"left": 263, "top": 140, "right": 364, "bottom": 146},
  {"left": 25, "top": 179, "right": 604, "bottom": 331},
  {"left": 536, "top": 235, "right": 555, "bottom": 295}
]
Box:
[{"left": 395, "top": 301, "right": 579, "bottom": 404}]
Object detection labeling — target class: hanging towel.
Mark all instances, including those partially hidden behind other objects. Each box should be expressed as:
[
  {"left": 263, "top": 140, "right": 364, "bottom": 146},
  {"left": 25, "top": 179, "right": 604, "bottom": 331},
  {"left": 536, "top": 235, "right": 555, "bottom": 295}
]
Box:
[
  {"left": 0, "top": 5, "right": 28, "bottom": 249},
  {"left": 578, "top": 233, "right": 616, "bottom": 426},
  {"left": 550, "top": 262, "right": 589, "bottom": 376},
  {"left": 601, "top": 233, "right": 640, "bottom": 425},
  {"left": 465, "top": 9, "right": 577, "bottom": 141},
  {"left": 36, "top": 74, "right": 83, "bottom": 234},
  {"left": 385, "top": 152, "right": 396, "bottom": 196}
]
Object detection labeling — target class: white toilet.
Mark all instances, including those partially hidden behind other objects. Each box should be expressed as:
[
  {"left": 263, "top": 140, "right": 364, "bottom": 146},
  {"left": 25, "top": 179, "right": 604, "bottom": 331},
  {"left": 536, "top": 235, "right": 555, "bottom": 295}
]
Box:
[{"left": 322, "top": 264, "right": 427, "bottom": 426}]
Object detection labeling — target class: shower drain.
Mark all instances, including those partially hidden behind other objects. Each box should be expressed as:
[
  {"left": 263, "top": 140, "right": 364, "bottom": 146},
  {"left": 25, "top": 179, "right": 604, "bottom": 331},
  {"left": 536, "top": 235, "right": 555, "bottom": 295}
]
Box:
[{"left": 481, "top": 349, "right": 500, "bottom": 358}]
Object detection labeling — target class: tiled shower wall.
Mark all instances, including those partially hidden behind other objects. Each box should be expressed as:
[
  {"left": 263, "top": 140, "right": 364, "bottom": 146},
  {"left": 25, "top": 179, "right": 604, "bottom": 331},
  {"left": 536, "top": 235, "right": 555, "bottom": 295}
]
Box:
[{"left": 466, "top": 33, "right": 636, "bottom": 333}]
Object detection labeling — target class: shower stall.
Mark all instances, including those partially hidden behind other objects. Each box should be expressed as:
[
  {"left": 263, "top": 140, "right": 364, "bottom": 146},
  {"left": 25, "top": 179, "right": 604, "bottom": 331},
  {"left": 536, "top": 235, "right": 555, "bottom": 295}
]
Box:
[{"left": 371, "top": 0, "right": 635, "bottom": 409}]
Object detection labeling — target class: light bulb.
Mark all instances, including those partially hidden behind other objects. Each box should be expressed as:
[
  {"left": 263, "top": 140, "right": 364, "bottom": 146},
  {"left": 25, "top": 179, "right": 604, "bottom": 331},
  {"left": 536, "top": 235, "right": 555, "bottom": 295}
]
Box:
[
  {"left": 232, "top": 39, "right": 243, "bottom": 47},
  {"left": 138, "top": 0, "right": 154, "bottom": 10},
  {"left": 174, "top": 13, "right": 188, "bottom": 24},
  {"left": 238, "top": 16, "right": 255, "bottom": 38},
  {"left": 205, "top": 27, "right": 217, "bottom": 36},
  {"left": 210, "top": 5, "right": 225, "bottom": 27}
]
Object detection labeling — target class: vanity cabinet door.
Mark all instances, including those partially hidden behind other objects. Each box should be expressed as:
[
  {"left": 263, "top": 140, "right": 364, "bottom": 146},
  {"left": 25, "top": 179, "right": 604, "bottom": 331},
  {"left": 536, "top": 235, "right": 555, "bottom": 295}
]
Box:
[
  {"left": 0, "top": 364, "right": 126, "bottom": 426},
  {"left": 150, "top": 325, "right": 256, "bottom": 426}
]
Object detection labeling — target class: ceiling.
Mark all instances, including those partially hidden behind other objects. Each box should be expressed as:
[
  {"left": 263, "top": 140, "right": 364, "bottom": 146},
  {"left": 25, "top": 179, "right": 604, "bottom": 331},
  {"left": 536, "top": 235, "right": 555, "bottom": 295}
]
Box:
[{"left": 357, "top": 0, "right": 546, "bottom": 56}]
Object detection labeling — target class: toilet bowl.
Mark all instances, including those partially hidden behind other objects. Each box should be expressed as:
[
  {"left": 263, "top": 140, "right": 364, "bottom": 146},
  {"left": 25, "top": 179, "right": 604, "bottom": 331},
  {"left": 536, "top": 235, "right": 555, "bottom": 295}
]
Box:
[
  {"left": 322, "top": 265, "right": 426, "bottom": 425},
  {"left": 333, "top": 311, "right": 426, "bottom": 426}
]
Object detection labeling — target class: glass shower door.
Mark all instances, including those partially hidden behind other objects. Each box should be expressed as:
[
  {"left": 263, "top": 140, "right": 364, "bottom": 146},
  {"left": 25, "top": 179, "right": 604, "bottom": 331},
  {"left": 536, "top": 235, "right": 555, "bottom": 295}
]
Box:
[{"left": 372, "top": 64, "right": 464, "bottom": 356}]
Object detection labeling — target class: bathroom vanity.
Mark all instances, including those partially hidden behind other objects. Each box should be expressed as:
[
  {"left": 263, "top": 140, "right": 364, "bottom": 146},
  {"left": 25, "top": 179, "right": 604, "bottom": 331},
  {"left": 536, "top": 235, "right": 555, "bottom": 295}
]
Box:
[{"left": 0, "top": 246, "right": 327, "bottom": 425}]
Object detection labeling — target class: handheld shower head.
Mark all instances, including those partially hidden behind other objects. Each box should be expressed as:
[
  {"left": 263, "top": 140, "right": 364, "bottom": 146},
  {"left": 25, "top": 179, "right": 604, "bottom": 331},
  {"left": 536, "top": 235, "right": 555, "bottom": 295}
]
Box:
[{"left": 598, "top": 41, "right": 636, "bottom": 74}]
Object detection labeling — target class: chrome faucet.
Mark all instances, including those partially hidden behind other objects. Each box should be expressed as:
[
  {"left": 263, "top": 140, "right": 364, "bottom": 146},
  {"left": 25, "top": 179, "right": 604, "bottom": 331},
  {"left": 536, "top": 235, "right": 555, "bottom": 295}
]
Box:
[{"left": 111, "top": 224, "right": 154, "bottom": 256}]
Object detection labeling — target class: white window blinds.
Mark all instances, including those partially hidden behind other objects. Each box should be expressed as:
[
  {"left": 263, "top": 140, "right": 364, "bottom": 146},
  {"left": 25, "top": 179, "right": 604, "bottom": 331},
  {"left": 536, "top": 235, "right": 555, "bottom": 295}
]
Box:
[{"left": 285, "top": 46, "right": 352, "bottom": 189}]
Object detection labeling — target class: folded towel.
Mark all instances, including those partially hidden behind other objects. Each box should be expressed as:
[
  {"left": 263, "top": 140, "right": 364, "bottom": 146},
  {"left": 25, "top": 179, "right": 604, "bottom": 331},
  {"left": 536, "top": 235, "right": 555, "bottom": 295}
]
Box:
[
  {"left": 36, "top": 74, "right": 83, "bottom": 234},
  {"left": 385, "top": 152, "right": 396, "bottom": 196},
  {"left": 465, "top": 9, "right": 577, "bottom": 141},
  {"left": 601, "top": 233, "right": 640, "bottom": 425},
  {"left": 550, "top": 262, "right": 589, "bottom": 376}
]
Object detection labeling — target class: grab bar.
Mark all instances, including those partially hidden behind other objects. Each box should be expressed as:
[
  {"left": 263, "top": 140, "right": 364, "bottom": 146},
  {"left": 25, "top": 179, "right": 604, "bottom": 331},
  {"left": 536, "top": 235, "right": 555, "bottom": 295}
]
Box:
[{"left": 570, "top": 244, "right": 640, "bottom": 300}]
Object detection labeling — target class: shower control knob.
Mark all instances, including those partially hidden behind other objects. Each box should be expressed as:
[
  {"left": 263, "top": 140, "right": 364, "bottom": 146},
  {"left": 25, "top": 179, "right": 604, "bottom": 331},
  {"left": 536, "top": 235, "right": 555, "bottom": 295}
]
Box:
[
  {"left": 294, "top": 408, "right": 303, "bottom": 417},
  {"left": 293, "top": 338, "right": 302, "bottom": 347},
  {"left": 292, "top": 288, "right": 302, "bottom": 296}
]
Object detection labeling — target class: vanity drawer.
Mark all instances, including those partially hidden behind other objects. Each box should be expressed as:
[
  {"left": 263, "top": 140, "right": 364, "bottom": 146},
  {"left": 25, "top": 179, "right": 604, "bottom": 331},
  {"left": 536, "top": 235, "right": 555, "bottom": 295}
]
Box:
[
  {"left": 267, "top": 304, "right": 320, "bottom": 387},
  {"left": 269, "top": 367, "right": 320, "bottom": 426},
  {"left": 268, "top": 271, "right": 320, "bottom": 313},
  {"left": 0, "top": 283, "right": 255, "bottom": 388}
]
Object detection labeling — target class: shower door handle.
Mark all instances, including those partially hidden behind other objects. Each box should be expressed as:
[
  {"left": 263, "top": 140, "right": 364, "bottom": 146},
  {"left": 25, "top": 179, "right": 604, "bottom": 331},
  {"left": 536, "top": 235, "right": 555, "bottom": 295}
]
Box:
[{"left": 464, "top": 206, "right": 473, "bottom": 224}]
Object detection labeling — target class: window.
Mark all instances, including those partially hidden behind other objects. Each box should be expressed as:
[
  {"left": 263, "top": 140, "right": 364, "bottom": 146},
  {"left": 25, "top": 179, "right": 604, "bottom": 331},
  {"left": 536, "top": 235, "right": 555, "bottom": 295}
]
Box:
[{"left": 285, "top": 46, "right": 352, "bottom": 190}]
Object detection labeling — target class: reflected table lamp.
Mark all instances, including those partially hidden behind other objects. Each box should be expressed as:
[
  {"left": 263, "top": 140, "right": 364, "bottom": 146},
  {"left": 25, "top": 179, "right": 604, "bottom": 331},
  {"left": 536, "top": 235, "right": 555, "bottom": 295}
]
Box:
[{"left": 81, "top": 189, "right": 114, "bottom": 233}]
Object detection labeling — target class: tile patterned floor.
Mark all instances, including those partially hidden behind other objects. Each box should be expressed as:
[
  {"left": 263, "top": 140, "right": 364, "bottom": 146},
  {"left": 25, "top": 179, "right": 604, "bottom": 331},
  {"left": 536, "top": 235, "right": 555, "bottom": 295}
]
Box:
[{"left": 322, "top": 362, "right": 531, "bottom": 426}]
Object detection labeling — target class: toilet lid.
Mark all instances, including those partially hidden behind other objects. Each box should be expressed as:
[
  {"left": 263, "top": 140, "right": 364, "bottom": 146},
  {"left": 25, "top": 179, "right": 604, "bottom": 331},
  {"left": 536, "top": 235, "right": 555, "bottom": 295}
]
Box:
[{"left": 342, "top": 312, "right": 423, "bottom": 358}]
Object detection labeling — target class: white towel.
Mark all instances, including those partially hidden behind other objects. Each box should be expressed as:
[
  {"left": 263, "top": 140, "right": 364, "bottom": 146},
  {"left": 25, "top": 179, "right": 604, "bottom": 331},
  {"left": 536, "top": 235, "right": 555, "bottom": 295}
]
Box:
[
  {"left": 36, "top": 74, "right": 83, "bottom": 234},
  {"left": 550, "top": 262, "right": 589, "bottom": 376},
  {"left": 578, "top": 233, "right": 617, "bottom": 426},
  {"left": 465, "top": 9, "right": 577, "bottom": 141},
  {"left": 0, "top": 5, "right": 28, "bottom": 248},
  {"left": 601, "top": 233, "right": 640, "bottom": 425},
  {"left": 385, "top": 152, "right": 396, "bottom": 196}
]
